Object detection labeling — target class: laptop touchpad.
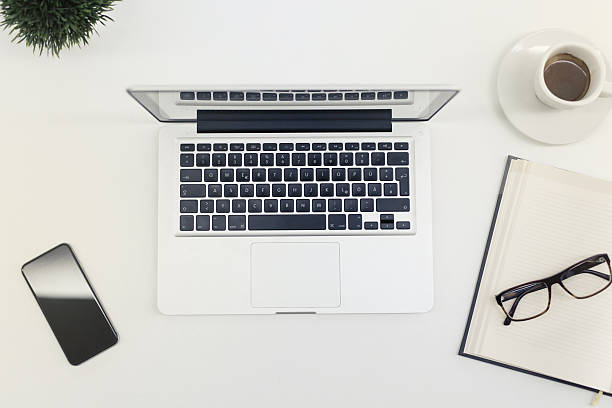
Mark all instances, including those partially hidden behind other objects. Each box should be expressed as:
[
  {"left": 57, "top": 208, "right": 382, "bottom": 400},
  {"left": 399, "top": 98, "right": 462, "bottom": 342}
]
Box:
[{"left": 250, "top": 242, "right": 341, "bottom": 308}]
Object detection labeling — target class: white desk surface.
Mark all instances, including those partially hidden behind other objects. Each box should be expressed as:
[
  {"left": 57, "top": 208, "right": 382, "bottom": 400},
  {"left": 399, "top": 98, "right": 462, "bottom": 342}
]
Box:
[{"left": 2, "top": 1, "right": 612, "bottom": 406}]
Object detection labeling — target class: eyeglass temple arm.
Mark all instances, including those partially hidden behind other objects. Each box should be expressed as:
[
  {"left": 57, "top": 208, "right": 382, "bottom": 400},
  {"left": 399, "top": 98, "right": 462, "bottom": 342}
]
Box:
[{"left": 563, "top": 268, "right": 609, "bottom": 280}]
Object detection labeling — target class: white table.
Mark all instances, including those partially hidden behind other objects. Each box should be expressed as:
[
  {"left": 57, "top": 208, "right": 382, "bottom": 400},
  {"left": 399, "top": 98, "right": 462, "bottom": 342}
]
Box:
[{"left": 2, "top": 1, "right": 612, "bottom": 406}]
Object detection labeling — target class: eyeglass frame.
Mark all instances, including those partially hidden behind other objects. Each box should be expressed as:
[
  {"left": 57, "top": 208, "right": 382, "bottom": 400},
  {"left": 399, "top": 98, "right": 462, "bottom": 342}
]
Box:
[{"left": 494, "top": 253, "right": 612, "bottom": 326}]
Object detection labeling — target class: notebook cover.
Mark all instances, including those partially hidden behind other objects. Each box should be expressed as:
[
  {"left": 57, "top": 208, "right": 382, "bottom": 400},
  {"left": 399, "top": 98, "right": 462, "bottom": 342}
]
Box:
[{"left": 458, "top": 155, "right": 611, "bottom": 396}]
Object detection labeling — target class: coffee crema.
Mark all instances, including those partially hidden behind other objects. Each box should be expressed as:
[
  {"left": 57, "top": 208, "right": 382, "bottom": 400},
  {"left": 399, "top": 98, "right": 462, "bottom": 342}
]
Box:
[{"left": 543, "top": 53, "right": 591, "bottom": 101}]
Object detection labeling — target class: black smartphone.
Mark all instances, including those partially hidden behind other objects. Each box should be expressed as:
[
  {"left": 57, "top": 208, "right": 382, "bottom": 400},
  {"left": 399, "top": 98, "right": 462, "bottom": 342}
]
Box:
[{"left": 21, "top": 243, "right": 118, "bottom": 365}]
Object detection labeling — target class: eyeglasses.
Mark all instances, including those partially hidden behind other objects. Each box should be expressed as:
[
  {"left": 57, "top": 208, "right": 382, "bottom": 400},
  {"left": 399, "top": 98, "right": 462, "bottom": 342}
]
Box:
[{"left": 495, "top": 254, "right": 612, "bottom": 326}]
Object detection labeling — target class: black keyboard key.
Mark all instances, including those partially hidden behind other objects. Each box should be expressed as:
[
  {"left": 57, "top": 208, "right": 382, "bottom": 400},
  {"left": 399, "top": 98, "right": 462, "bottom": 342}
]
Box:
[
  {"left": 296, "top": 93, "right": 310, "bottom": 101},
  {"left": 363, "top": 168, "right": 377, "bottom": 181},
  {"left": 279, "top": 93, "right": 294, "bottom": 101},
  {"left": 377, "top": 91, "right": 392, "bottom": 100},
  {"left": 246, "top": 92, "right": 261, "bottom": 101},
  {"left": 384, "top": 183, "right": 398, "bottom": 196},
  {"left": 329, "top": 93, "right": 342, "bottom": 100},
  {"left": 196, "top": 215, "right": 210, "bottom": 231},
  {"left": 244, "top": 153, "right": 258, "bottom": 166},
  {"left": 364, "top": 221, "right": 378, "bottom": 230},
  {"left": 284, "top": 168, "right": 298, "bottom": 181},
  {"left": 252, "top": 168, "right": 266, "bottom": 182},
  {"left": 180, "top": 169, "right": 201, "bottom": 182},
  {"left": 380, "top": 214, "right": 394, "bottom": 222},
  {"left": 345, "top": 142, "right": 359, "bottom": 151},
  {"left": 232, "top": 199, "right": 246, "bottom": 213},
  {"left": 312, "top": 93, "right": 326, "bottom": 101},
  {"left": 213, "top": 92, "right": 228, "bottom": 101},
  {"left": 348, "top": 168, "right": 362, "bottom": 181},
  {"left": 240, "top": 184, "right": 254, "bottom": 197},
  {"left": 394, "top": 91, "right": 409, "bottom": 99},
  {"left": 288, "top": 184, "right": 302, "bottom": 197},
  {"left": 256, "top": 184, "right": 270, "bottom": 197},
  {"left": 371, "top": 153, "right": 385, "bottom": 166},
  {"left": 352, "top": 183, "right": 366, "bottom": 196},
  {"left": 300, "top": 168, "right": 314, "bottom": 181},
  {"left": 276, "top": 153, "right": 290, "bottom": 166},
  {"left": 312, "top": 199, "right": 326, "bottom": 212},
  {"left": 361, "top": 92, "right": 375, "bottom": 100},
  {"left": 180, "top": 200, "right": 198, "bottom": 213},
  {"left": 196, "top": 153, "right": 210, "bottom": 167},
  {"left": 220, "top": 168, "right": 234, "bottom": 182},
  {"left": 292, "top": 153, "right": 306, "bottom": 166},
  {"left": 345, "top": 92, "right": 359, "bottom": 100},
  {"left": 260, "top": 153, "right": 274, "bottom": 166},
  {"left": 296, "top": 199, "right": 310, "bottom": 212},
  {"left": 296, "top": 143, "right": 310, "bottom": 151},
  {"left": 180, "top": 154, "right": 194, "bottom": 167},
  {"left": 316, "top": 168, "right": 330, "bottom": 181},
  {"left": 180, "top": 91, "right": 195, "bottom": 100},
  {"left": 376, "top": 198, "right": 410, "bottom": 212},
  {"left": 236, "top": 168, "right": 250, "bottom": 182},
  {"left": 180, "top": 184, "right": 206, "bottom": 198},
  {"left": 213, "top": 143, "right": 228, "bottom": 151},
  {"left": 204, "top": 168, "right": 218, "bottom": 182},
  {"left": 228, "top": 153, "right": 242, "bottom": 166},
  {"left": 279, "top": 143, "right": 294, "bottom": 151},
  {"left": 264, "top": 199, "right": 278, "bottom": 212},
  {"left": 379, "top": 168, "right": 393, "bottom": 181},
  {"left": 355, "top": 152, "right": 369, "bottom": 166},
  {"left": 339, "top": 152, "right": 353, "bottom": 166},
  {"left": 360, "top": 198, "right": 374, "bottom": 212},
  {"left": 249, "top": 215, "right": 326, "bottom": 231},
  {"left": 248, "top": 199, "right": 262, "bottom": 213},
  {"left": 397, "top": 221, "right": 411, "bottom": 230},
  {"left": 212, "top": 153, "right": 226, "bottom": 167},
  {"left": 395, "top": 168, "right": 409, "bottom": 196},
  {"left": 328, "top": 199, "right": 342, "bottom": 212},
  {"left": 181, "top": 144, "right": 195, "bottom": 152},
  {"left": 387, "top": 152, "right": 409, "bottom": 165},
  {"left": 312, "top": 143, "right": 326, "bottom": 151},
  {"left": 394, "top": 142, "right": 409, "bottom": 150},
  {"left": 197, "top": 143, "right": 212, "bottom": 151},
  {"left": 320, "top": 183, "right": 334, "bottom": 196},
  {"left": 336, "top": 183, "right": 350, "bottom": 196},
  {"left": 268, "top": 168, "right": 282, "bottom": 181},
  {"left": 208, "top": 184, "right": 222, "bottom": 197},
  {"left": 368, "top": 183, "right": 382, "bottom": 196},
  {"left": 272, "top": 184, "right": 286, "bottom": 197},
  {"left": 328, "top": 214, "right": 346, "bottom": 230},
  {"left": 230, "top": 91, "right": 244, "bottom": 101},
  {"left": 262, "top": 93, "right": 277, "bottom": 101},
  {"left": 308, "top": 153, "right": 322, "bottom": 166},
  {"left": 378, "top": 142, "right": 392, "bottom": 150},
  {"left": 246, "top": 143, "right": 261, "bottom": 151},
  {"left": 361, "top": 142, "right": 376, "bottom": 150},
  {"left": 324, "top": 153, "right": 337, "bottom": 166},
  {"left": 348, "top": 214, "right": 363, "bottom": 230},
  {"left": 228, "top": 215, "right": 246, "bottom": 230},
  {"left": 304, "top": 183, "right": 317, "bottom": 197},
  {"left": 200, "top": 199, "right": 214, "bottom": 213},
  {"left": 216, "top": 199, "right": 230, "bottom": 213},
  {"left": 381, "top": 222, "right": 394, "bottom": 230},
  {"left": 344, "top": 198, "right": 358, "bottom": 212},
  {"left": 332, "top": 168, "right": 346, "bottom": 181},
  {"left": 230, "top": 143, "right": 244, "bottom": 151},
  {"left": 280, "top": 199, "right": 294, "bottom": 212},
  {"left": 180, "top": 215, "right": 194, "bottom": 231},
  {"left": 263, "top": 143, "right": 277, "bottom": 151},
  {"left": 212, "top": 215, "right": 226, "bottom": 231},
  {"left": 196, "top": 92, "right": 211, "bottom": 101},
  {"left": 329, "top": 143, "right": 343, "bottom": 151}
]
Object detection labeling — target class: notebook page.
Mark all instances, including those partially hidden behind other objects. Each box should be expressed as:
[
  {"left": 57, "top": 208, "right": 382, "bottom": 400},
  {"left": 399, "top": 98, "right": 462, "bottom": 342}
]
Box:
[{"left": 472, "top": 160, "right": 612, "bottom": 391}]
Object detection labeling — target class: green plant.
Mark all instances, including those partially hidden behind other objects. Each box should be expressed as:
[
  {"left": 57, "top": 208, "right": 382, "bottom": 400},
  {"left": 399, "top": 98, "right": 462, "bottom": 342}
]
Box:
[{"left": 0, "top": 0, "right": 120, "bottom": 57}]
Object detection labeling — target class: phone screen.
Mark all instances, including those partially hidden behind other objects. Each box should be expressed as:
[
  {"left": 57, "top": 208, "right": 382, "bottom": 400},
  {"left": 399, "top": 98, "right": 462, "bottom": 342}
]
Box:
[{"left": 22, "top": 244, "right": 118, "bottom": 365}]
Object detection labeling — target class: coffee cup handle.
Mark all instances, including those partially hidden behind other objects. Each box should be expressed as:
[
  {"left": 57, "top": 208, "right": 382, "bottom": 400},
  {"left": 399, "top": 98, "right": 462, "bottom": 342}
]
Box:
[{"left": 602, "top": 82, "right": 612, "bottom": 98}]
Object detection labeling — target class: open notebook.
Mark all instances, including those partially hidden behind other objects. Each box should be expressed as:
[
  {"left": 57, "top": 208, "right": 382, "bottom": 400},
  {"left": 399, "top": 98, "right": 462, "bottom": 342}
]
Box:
[{"left": 460, "top": 156, "right": 612, "bottom": 394}]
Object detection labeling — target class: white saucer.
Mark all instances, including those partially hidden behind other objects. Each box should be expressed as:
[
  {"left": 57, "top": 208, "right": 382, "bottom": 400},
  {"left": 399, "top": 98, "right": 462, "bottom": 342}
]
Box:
[{"left": 498, "top": 29, "right": 612, "bottom": 144}]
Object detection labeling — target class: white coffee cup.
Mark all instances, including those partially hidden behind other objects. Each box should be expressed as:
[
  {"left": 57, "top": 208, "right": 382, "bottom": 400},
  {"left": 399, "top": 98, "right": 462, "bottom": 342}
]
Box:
[{"left": 534, "top": 42, "right": 612, "bottom": 109}]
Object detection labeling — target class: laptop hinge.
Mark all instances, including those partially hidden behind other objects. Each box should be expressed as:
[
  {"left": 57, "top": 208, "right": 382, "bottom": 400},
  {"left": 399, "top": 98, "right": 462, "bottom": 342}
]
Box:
[{"left": 196, "top": 109, "right": 392, "bottom": 133}]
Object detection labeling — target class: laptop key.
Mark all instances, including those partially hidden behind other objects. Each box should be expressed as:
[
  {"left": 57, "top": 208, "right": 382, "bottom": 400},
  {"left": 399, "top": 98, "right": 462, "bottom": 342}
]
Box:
[
  {"left": 300, "top": 168, "right": 314, "bottom": 181},
  {"left": 252, "top": 168, "right": 266, "bottom": 182},
  {"left": 348, "top": 214, "right": 363, "bottom": 230},
  {"left": 312, "top": 143, "right": 326, "bottom": 151},
  {"left": 328, "top": 214, "right": 346, "bottom": 230},
  {"left": 180, "top": 169, "right": 201, "bottom": 182},
  {"left": 180, "top": 215, "right": 194, "bottom": 231},
  {"left": 263, "top": 143, "right": 277, "bottom": 151},
  {"left": 249, "top": 215, "right": 326, "bottom": 231},
  {"left": 280, "top": 199, "right": 294, "bottom": 212},
  {"left": 368, "top": 183, "right": 382, "bottom": 196},
  {"left": 204, "top": 168, "right": 218, "bottom": 182},
  {"left": 248, "top": 199, "right": 262, "bottom": 213},
  {"left": 260, "top": 153, "right": 274, "bottom": 166},
  {"left": 371, "top": 153, "right": 385, "bottom": 166},
  {"left": 360, "top": 198, "right": 374, "bottom": 212},
  {"left": 284, "top": 168, "right": 298, "bottom": 181},
  {"left": 212, "top": 153, "right": 226, "bottom": 167},
  {"left": 376, "top": 198, "right": 410, "bottom": 212},
  {"left": 212, "top": 215, "right": 226, "bottom": 231},
  {"left": 196, "top": 153, "right": 210, "bottom": 167},
  {"left": 320, "top": 183, "right": 334, "bottom": 196},
  {"left": 230, "top": 92, "right": 244, "bottom": 101},
  {"left": 230, "top": 143, "right": 244, "bottom": 151},
  {"left": 256, "top": 184, "right": 270, "bottom": 197},
  {"left": 232, "top": 199, "right": 246, "bottom": 213},
  {"left": 316, "top": 168, "right": 330, "bottom": 181},
  {"left": 240, "top": 184, "right": 254, "bottom": 197},
  {"left": 312, "top": 199, "right": 326, "bottom": 212},
  {"left": 394, "top": 91, "right": 409, "bottom": 99},
  {"left": 216, "top": 199, "right": 230, "bottom": 213},
  {"left": 262, "top": 93, "right": 277, "bottom": 101},
  {"left": 246, "top": 143, "right": 261, "bottom": 151},
  {"left": 361, "top": 92, "right": 375, "bottom": 100},
  {"left": 197, "top": 143, "right": 212, "bottom": 151},
  {"left": 377, "top": 91, "right": 392, "bottom": 100},
  {"left": 379, "top": 167, "right": 393, "bottom": 181},
  {"left": 345, "top": 92, "right": 359, "bottom": 100},
  {"left": 180, "top": 200, "right": 198, "bottom": 213},
  {"left": 276, "top": 153, "right": 290, "bottom": 166},
  {"left": 332, "top": 168, "right": 346, "bottom": 181},
  {"left": 397, "top": 221, "right": 411, "bottom": 230},
  {"left": 394, "top": 142, "right": 409, "bottom": 150},
  {"left": 196, "top": 215, "right": 210, "bottom": 231},
  {"left": 329, "top": 93, "right": 342, "bottom": 100},
  {"left": 292, "top": 153, "right": 306, "bottom": 166},
  {"left": 378, "top": 142, "right": 392, "bottom": 150},
  {"left": 364, "top": 221, "right": 378, "bottom": 230},
  {"left": 296, "top": 199, "right": 310, "bottom": 212},
  {"left": 329, "top": 143, "right": 343, "bottom": 151},
  {"left": 228, "top": 153, "right": 242, "bottom": 166},
  {"left": 279, "top": 143, "right": 294, "bottom": 151},
  {"left": 268, "top": 168, "right": 282, "bottom": 181},
  {"left": 288, "top": 184, "right": 302, "bottom": 197},
  {"left": 200, "top": 200, "right": 214, "bottom": 213},
  {"left": 220, "top": 168, "right": 234, "bottom": 182},
  {"left": 272, "top": 184, "right": 286, "bottom": 197},
  {"left": 213, "top": 92, "right": 228, "bottom": 101},
  {"left": 384, "top": 183, "right": 398, "bottom": 196},
  {"left": 361, "top": 142, "right": 376, "bottom": 150},
  {"left": 355, "top": 152, "right": 369, "bottom": 166},
  {"left": 228, "top": 215, "right": 246, "bottom": 230},
  {"left": 236, "top": 169, "right": 250, "bottom": 182},
  {"left": 279, "top": 93, "right": 294, "bottom": 101},
  {"left": 197, "top": 92, "right": 211, "bottom": 101},
  {"left": 328, "top": 199, "right": 342, "bottom": 212},
  {"left": 387, "top": 152, "right": 409, "bottom": 165},
  {"left": 180, "top": 184, "right": 206, "bottom": 198},
  {"left": 352, "top": 183, "right": 366, "bottom": 196},
  {"left": 180, "top": 154, "right": 194, "bottom": 167},
  {"left": 336, "top": 183, "right": 350, "bottom": 196},
  {"left": 213, "top": 143, "right": 228, "bottom": 151},
  {"left": 348, "top": 168, "right": 362, "bottom": 181},
  {"left": 324, "top": 153, "right": 337, "bottom": 166},
  {"left": 244, "top": 153, "right": 258, "bottom": 166},
  {"left": 180, "top": 143, "right": 195, "bottom": 151},
  {"left": 264, "top": 199, "right": 278, "bottom": 212},
  {"left": 308, "top": 153, "right": 322, "bottom": 166},
  {"left": 296, "top": 143, "right": 310, "bottom": 151},
  {"left": 364, "top": 168, "right": 377, "bottom": 181},
  {"left": 395, "top": 168, "right": 409, "bottom": 196},
  {"left": 344, "top": 198, "right": 358, "bottom": 212},
  {"left": 312, "top": 93, "right": 326, "bottom": 101},
  {"left": 339, "top": 152, "right": 353, "bottom": 166},
  {"left": 246, "top": 92, "right": 261, "bottom": 101},
  {"left": 304, "top": 183, "right": 317, "bottom": 197},
  {"left": 208, "top": 184, "right": 222, "bottom": 197}
]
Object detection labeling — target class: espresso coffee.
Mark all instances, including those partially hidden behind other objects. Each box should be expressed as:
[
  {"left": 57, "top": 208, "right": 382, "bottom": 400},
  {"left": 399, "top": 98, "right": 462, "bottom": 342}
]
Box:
[{"left": 543, "top": 53, "right": 591, "bottom": 101}]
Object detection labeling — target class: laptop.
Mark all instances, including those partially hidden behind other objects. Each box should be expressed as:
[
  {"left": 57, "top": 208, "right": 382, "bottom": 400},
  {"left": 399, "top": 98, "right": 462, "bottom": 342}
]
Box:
[{"left": 128, "top": 85, "right": 458, "bottom": 315}]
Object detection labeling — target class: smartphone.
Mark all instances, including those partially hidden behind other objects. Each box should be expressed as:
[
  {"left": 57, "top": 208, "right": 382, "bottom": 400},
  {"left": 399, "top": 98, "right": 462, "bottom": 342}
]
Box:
[{"left": 21, "top": 243, "right": 118, "bottom": 365}]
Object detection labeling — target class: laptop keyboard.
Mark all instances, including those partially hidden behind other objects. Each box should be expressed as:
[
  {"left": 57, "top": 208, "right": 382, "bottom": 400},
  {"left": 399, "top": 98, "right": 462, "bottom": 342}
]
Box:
[{"left": 178, "top": 138, "right": 414, "bottom": 235}]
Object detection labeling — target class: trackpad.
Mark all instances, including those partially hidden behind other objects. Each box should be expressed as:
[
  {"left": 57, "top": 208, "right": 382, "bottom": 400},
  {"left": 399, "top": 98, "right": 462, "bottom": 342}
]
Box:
[{"left": 251, "top": 242, "right": 340, "bottom": 308}]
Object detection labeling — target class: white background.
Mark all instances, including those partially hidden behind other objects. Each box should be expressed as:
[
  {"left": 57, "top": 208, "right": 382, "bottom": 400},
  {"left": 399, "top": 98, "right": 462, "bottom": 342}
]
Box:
[{"left": 2, "top": 1, "right": 612, "bottom": 406}]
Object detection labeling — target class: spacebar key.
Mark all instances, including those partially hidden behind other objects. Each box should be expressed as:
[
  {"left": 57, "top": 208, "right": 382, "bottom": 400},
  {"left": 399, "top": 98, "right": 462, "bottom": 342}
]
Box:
[{"left": 248, "top": 215, "right": 327, "bottom": 230}]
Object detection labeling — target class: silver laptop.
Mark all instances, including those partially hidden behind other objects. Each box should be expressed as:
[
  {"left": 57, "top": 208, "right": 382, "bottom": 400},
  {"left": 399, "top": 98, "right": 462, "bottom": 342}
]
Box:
[{"left": 128, "top": 85, "right": 458, "bottom": 315}]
